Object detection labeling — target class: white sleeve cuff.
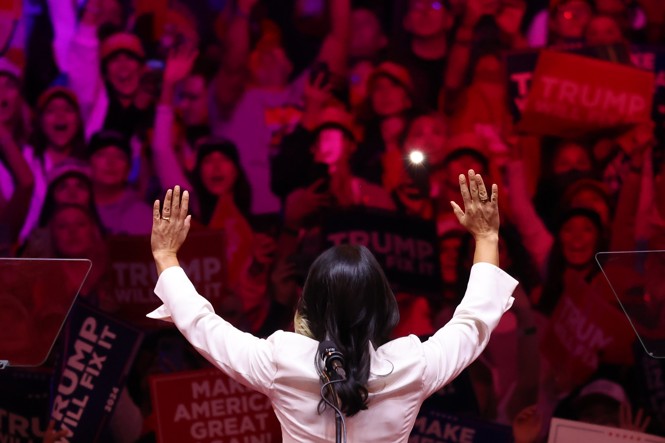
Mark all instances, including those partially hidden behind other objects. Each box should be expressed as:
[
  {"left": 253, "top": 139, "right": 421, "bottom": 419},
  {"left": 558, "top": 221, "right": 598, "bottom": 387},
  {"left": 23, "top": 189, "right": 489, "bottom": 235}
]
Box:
[
  {"left": 145, "top": 266, "right": 190, "bottom": 322},
  {"left": 146, "top": 304, "right": 174, "bottom": 322}
]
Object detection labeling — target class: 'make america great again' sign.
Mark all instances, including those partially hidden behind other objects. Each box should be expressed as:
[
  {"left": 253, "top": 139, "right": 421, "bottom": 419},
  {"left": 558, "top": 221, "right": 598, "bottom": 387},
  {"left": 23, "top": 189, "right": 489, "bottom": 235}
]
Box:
[{"left": 150, "top": 369, "right": 281, "bottom": 443}]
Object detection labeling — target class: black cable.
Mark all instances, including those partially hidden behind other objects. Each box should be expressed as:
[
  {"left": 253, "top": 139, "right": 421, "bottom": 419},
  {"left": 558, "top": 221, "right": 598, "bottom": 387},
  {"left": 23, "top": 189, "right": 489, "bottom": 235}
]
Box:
[
  {"left": 314, "top": 348, "right": 348, "bottom": 443},
  {"left": 320, "top": 379, "right": 347, "bottom": 443}
]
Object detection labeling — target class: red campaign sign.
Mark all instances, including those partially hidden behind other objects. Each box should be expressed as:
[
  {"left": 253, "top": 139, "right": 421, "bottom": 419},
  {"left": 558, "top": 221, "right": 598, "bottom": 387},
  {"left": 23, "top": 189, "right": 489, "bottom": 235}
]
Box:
[
  {"left": 540, "top": 277, "right": 635, "bottom": 389},
  {"left": 150, "top": 369, "right": 281, "bottom": 443},
  {"left": 107, "top": 229, "right": 227, "bottom": 329},
  {"left": 0, "top": 0, "right": 22, "bottom": 18},
  {"left": 519, "top": 50, "right": 655, "bottom": 138}
]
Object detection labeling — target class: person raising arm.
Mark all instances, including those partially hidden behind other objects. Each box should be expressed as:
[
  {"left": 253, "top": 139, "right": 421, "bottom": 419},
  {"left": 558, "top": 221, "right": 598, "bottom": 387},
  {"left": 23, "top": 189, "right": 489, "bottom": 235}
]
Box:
[
  {"left": 450, "top": 170, "right": 499, "bottom": 267},
  {"left": 147, "top": 170, "right": 516, "bottom": 442},
  {"left": 152, "top": 169, "right": 498, "bottom": 272}
]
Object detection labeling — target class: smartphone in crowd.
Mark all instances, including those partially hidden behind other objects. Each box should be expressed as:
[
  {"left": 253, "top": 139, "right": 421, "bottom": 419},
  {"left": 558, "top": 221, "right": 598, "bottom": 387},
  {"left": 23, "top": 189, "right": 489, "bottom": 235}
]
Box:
[{"left": 404, "top": 154, "right": 431, "bottom": 199}]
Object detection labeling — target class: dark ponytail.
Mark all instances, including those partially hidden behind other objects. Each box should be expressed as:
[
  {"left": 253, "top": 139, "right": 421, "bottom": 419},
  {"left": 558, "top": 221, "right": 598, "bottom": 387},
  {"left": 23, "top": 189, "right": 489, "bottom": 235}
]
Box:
[{"left": 297, "top": 245, "right": 400, "bottom": 416}]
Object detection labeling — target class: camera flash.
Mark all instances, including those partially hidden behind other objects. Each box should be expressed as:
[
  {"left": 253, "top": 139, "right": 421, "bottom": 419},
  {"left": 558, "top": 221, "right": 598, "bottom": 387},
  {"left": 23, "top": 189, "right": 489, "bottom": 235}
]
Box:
[{"left": 409, "top": 150, "right": 425, "bottom": 165}]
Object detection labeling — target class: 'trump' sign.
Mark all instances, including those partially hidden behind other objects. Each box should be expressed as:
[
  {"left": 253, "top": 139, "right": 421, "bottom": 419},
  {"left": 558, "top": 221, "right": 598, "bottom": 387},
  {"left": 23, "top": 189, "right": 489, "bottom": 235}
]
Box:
[
  {"left": 323, "top": 210, "right": 441, "bottom": 294},
  {"left": 49, "top": 302, "right": 143, "bottom": 442},
  {"left": 519, "top": 50, "right": 654, "bottom": 137},
  {"left": 108, "top": 230, "right": 227, "bottom": 329}
]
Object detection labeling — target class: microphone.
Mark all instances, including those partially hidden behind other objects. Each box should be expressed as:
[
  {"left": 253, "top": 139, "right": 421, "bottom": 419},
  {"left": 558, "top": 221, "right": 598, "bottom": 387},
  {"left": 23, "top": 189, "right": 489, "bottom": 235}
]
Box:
[{"left": 318, "top": 340, "right": 346, "bottom": 379}]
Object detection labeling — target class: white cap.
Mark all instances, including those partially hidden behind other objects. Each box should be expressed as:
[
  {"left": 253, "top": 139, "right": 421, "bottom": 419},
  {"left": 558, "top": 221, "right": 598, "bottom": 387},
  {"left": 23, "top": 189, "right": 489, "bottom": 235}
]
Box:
[{"left": 578, "top": 379, "right": 627, "bottom": 404}]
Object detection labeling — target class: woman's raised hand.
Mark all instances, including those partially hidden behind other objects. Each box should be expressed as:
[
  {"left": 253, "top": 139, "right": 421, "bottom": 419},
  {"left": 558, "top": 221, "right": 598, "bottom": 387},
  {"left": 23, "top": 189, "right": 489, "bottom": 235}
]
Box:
[
  {"left": 151, "top": 186, "right": 192, "bottom": 272},
  {"left": 450, "top": 170, "right": 499, "bottom": 241}
]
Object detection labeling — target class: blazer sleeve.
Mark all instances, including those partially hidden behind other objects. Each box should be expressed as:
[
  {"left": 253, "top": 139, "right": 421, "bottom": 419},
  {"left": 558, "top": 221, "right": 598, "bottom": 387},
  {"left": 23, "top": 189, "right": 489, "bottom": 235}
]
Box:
[
  {"left": 421, "top": 262, "right": 518, "bottom": 398},
  {"left": 146, "top": 266, "right": 276, "bottom": 395}
]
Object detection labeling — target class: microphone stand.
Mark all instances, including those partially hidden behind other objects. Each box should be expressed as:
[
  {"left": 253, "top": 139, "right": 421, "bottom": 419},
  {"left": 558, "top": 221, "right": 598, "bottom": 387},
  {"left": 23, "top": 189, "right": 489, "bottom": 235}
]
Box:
[
  {"left": 322, "top": 370, "right": 344, "bottom": 443},
  {"left": 317, "top": 341, "right": 347, "bottom": 443},
  {"left": 333, "top": 381, "right": 342, "bottom": 443}
]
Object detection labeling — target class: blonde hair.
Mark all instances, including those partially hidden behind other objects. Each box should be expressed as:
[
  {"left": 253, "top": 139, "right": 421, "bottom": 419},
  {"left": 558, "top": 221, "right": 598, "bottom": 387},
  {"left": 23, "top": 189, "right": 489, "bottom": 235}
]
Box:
[{"left": 293, "top": 310, "right": 314, "bottom": 338}]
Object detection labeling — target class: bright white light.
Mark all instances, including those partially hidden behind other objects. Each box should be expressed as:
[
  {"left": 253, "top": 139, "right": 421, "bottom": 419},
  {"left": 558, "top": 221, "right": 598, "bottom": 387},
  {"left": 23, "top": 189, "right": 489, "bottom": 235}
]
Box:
[{"left": 409, "top": 150, "right": 425, "bottom": 165}]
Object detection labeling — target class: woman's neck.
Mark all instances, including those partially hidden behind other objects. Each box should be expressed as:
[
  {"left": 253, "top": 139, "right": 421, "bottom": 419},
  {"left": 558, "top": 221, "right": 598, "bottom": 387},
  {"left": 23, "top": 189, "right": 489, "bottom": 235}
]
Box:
[
  {"left": 330, "top": 164, "right": 356, "bottom": 207},
  {"left": 115, "top": 94, "right": 134, "bottom": 108},
  {"left": 215, "top": 192, "right": 234, "bottom": 207},
  {"left": 207, "top": 192, "right": 241, "bottom": 228},
  {"left": 380, "top": 116, "right": 406, "bottom": 148},
  {"left": 45, "top": 145, "right": 72, "bottom": 164},
  {"left": 564, "top": 264, "right": 593, "bottom": 282},
  {"left": 330, "top": 159, "right": 353, "bottom": 177},
  {"left": 93, "top": 184, "right": 125, "bottom": 205}
]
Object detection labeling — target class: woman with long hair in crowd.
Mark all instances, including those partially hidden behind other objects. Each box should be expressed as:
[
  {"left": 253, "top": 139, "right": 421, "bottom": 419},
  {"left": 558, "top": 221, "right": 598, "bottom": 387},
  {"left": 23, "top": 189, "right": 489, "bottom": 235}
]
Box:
[
  {"left": 356, "top": 62, "right": 418, "bottom": 189},
  {"left": 10, "top": 86, "right": 88, "bottom": 242},
  {"left": 535, "top": 207, "right": 606, "bottom": 316},
  {"left": 190, "top": 139, "right": 252, "bottom": 225},
  {"left": 190, "top": 139, "right": 276, "bottom": 332},
  {"left": 146, "top": 170, "right": 517, "bottom": 442},
  {"left": 27, "top": 87, "right": 87, "bottom": 217},
  {"left": 153, "top": 50, "right": 280, "bottom": 330},
  {"left": 30, "top": 87, "right": 87, "bottom": 165}
]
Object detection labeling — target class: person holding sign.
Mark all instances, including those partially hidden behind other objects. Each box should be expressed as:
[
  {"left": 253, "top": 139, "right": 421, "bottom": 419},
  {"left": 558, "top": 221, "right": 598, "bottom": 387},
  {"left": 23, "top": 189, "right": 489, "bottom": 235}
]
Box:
[{"left": 146, "top": 170, "right": 518, "bottom": 443}]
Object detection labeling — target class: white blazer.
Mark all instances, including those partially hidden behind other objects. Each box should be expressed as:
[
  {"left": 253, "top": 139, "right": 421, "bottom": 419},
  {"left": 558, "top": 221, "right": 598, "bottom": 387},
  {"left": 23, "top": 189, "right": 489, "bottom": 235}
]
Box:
[{"left": 147, "top": 262, "right": 518, "bottom": 442}]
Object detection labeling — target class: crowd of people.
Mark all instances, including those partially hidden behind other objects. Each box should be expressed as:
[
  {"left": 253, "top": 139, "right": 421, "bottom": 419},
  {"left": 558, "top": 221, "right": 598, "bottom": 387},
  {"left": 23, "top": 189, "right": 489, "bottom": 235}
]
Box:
[{"left": 0, "top": 0, "right": 664, "bottom": 441}]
